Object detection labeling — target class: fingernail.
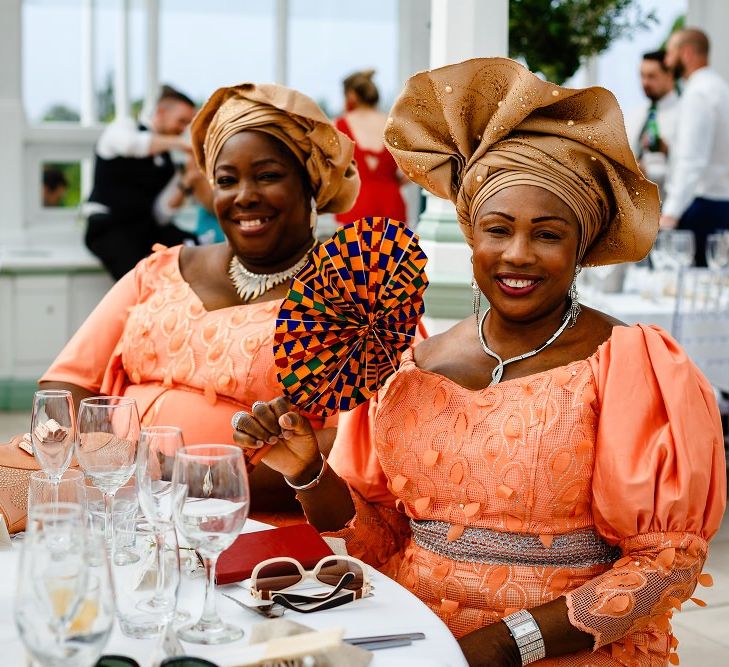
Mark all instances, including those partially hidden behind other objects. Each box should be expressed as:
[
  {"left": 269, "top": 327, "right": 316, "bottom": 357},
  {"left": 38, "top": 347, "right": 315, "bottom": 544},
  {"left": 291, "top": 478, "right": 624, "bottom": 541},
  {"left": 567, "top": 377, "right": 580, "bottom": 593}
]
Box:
[
  {"left": 280, "top": 415, "right": 292, "bottom": 428},
  {"left": 256, "top": 440, "right": 264, "bottom": 447},
  {"left": 267, "top": 436, "right": 278, "bottom": 445}
]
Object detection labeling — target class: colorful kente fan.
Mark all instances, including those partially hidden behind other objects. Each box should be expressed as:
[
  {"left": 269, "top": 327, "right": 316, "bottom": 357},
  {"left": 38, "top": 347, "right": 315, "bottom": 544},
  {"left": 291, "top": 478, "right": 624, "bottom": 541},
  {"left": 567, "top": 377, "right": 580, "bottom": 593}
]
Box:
[{"left": 273, "top": 216, "right": 428, "bottom": 416}]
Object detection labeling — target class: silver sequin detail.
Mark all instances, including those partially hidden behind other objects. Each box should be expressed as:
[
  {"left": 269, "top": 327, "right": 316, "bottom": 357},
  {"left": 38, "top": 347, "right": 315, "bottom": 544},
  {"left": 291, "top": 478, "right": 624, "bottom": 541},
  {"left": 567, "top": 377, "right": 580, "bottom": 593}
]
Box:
[{"left": 411, "top": 520, "right": 620, "bottom": 568}]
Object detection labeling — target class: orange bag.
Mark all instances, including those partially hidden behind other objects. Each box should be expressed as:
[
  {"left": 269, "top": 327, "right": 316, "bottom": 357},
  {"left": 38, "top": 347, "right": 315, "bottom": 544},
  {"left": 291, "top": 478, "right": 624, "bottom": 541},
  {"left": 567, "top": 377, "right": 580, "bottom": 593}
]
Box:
[{"left": 0, "top": 435, "right": 41, "bottom": 533}]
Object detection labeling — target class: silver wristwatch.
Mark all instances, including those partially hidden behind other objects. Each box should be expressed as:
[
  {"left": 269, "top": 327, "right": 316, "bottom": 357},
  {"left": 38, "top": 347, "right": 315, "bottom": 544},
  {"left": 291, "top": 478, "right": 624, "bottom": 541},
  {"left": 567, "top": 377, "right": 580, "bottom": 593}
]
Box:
[{"left": 501, "top": 609, "right": 546, "bottom": 665}]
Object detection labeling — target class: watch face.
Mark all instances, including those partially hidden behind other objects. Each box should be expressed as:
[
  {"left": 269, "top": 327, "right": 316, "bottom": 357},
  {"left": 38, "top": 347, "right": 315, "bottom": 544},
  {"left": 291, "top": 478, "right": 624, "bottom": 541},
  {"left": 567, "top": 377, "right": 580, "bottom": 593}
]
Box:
[{"left": 513, "top": 620, "right": 538, "bottom": 638}]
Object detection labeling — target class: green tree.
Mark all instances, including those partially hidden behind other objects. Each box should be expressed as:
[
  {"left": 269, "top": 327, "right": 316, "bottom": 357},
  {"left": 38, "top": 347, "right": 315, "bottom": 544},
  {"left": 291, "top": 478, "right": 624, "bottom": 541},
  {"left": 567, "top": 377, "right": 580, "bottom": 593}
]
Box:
[
  {"left": 42, "top": 104, "right": 80, "bottom": 122},
  {"left": 509, "top": 0, "right": 657, "bottom": 84}
]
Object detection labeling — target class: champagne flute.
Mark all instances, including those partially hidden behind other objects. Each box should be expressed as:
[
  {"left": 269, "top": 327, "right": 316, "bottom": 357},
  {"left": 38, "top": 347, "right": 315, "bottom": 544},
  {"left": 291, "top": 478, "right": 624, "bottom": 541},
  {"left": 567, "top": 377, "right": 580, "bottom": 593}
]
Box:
[
  {"left": 136, "top": 425, "right": 184, "bottom": 614},
  {"left": 16, "top": 503, "right": 114, "bottom": 667},
  {"left": 172, "top": 445, "right": 249, "bottom": 644},
  {"left": 76, "top": 397, "right": 140, "bottom": 553},
  {"left": 31, "top": 390, "right": 76, "bottom": 505},
  {"left": 28, "top": 469, "right": 87, "bottom": 514}
]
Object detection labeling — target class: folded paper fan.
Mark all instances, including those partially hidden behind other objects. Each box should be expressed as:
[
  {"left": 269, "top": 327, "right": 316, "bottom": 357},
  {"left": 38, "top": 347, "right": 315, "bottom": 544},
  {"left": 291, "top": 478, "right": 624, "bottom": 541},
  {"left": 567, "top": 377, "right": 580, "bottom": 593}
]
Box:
[{"left": 274, "top": 216, "right": 428, "bottom": 416}]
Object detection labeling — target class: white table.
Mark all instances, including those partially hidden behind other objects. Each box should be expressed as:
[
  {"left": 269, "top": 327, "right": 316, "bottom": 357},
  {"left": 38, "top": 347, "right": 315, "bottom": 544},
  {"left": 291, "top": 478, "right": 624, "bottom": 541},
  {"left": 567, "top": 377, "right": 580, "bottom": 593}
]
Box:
[
  {"left": 581, "top": 290, "right": 675, "bottom": 330},
  {"left": 0, "top": 520, "right": 467, "bottom": 667}
]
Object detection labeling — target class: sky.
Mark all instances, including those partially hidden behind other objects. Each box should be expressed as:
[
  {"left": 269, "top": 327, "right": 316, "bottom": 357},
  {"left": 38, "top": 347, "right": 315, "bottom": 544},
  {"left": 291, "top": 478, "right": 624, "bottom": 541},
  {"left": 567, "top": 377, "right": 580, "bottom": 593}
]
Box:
[{"left": 22, "top": 0, "right": 685, "bottom": 123}]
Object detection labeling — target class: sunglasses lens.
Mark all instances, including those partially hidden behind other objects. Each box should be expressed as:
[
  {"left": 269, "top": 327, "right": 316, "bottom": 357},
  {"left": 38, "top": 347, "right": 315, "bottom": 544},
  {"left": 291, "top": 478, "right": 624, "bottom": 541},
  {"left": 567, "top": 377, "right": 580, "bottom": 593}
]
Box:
[
  {"left": 316, "top": 558, "right": 365, "bottom": 590},
  {"left": 160, "top": 659, "right": 219, "bottom": 667},
  {"left": 95, "top": 657, "right": 140, "bottom": 667},
  {"left": 254, "top": 560, "right": 304, "bottom": 593}
]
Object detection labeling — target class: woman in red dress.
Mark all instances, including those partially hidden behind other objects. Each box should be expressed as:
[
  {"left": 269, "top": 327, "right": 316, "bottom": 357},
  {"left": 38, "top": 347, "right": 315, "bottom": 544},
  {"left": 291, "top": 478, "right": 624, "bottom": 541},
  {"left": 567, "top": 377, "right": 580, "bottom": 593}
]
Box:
[{"left": 335, "top": 70, "right": 407, "bottom": 225}]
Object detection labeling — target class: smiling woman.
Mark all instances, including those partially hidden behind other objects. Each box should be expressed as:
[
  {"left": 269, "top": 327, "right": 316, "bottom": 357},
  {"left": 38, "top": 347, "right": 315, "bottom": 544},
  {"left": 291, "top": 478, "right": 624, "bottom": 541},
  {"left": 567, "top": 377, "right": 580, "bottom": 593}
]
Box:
[
  {"left": 38, "top": 82, "right": 359, "bottom": 524},
  {"left": 231, "top": 58, "right": 726, "bottom": 667}
]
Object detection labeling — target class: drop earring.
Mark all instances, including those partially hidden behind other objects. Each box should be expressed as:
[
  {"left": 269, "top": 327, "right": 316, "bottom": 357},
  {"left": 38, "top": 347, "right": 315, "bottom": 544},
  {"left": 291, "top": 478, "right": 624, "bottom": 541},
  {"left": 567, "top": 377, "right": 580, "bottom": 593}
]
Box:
[
  {"left": 309, "top": 197, "right": 318, "bottom": 235},
  {"left": 472, "top": 278, "right": 481, "bottom": 320},
  {"left": 568, "top": 264, "right": 581, "bottom": 327}
]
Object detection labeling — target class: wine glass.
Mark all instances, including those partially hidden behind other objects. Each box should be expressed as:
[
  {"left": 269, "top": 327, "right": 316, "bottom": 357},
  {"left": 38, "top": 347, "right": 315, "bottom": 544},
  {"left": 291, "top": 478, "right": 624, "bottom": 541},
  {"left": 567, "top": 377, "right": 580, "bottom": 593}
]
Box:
[
  {"left": 667, "top": 229, "right": 696, "bottom": 268},
  {"left": 31, "top": 390, "right": 76, "bottom": 504},
  {"left": 172, "top": 445, "right": 249, "bottom": 644},
  {"left": 28, "top": 469, "right": 86, "bottom": 514},
  {"left": 706, "top": 232, "right": 729, "bottom": 269},
  {"left": 136, "top": 425, "right": 185, "bottom": 615},
  {"left": 16, "top": 504, "right": 114, "bottom": 667},
  {"left": 76, "top": 397, "right": 140, "bottom": 552}
]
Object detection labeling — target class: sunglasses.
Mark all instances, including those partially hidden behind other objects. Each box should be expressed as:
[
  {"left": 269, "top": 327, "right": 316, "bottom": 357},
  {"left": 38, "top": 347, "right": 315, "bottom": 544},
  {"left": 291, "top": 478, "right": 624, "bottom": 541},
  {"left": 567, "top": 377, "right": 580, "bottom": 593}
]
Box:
[
  {"left": 95, "top": 657, "right": 218, "bottom": 667},
  {"left": 250, "top": 555, "right": 371, "bottom": 613}
]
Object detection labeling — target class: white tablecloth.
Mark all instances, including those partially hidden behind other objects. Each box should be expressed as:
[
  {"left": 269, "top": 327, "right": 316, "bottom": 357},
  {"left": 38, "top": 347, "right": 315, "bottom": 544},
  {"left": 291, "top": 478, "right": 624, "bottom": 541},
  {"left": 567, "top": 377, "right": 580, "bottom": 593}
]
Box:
[{"left": 0, "top": 520, "right": 467, "bottom": 667}]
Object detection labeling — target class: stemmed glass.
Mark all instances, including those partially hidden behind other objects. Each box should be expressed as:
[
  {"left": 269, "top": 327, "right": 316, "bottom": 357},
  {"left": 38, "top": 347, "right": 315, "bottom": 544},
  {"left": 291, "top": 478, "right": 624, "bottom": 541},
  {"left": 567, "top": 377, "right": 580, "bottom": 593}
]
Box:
[
  {"left": 172, "top": 445, "right": 250, "bottom": 644},
  {"left": 136, "top": 425, "right": 185, "bottom": 614},
  {"left": 706, "top": 232, "right": 729, "bottom": 269},
  {"left": 668, "top": 229, "right": 696, "bottom": 269},
  {"left": 15, "top": 503, "right": 114, "bottom": 666},
  {"left": 76, "top": 397, "right": 140, "bottom": 552},
  {"left": 31, "top": 390, "right": 76, "bottom": 505}
]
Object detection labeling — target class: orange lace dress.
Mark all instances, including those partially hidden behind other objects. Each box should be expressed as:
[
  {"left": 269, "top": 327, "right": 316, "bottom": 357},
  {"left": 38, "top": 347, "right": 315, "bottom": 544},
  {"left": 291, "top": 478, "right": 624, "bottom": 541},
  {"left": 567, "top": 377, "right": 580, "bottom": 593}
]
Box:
[
  {"left": 327, "top": 325, "right": 726, "bottom": 666},
  {"left": 41, "top": 245, "right": 332, "bottom": 521}
]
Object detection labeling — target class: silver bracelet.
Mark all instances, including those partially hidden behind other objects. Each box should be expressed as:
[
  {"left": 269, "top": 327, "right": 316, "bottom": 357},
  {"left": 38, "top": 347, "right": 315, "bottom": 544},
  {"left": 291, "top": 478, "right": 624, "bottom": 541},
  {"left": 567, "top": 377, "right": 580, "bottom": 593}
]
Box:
[
  {"left": 501, "top": 609, "right": 546, "bottom": 665},
  {"left": 284, "top": 453, "right": 327, "bottom": 491}
]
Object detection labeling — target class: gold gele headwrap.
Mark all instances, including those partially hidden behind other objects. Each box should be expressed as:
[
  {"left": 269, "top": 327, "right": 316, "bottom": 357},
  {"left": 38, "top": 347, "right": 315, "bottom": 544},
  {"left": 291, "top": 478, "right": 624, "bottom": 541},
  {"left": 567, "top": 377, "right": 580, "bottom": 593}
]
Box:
[
  {"left": 191, "top": 83, "right": 360, "bottom": 215},
  {"left": 385, "top": 58, "right": 660, "bottom": 265}
]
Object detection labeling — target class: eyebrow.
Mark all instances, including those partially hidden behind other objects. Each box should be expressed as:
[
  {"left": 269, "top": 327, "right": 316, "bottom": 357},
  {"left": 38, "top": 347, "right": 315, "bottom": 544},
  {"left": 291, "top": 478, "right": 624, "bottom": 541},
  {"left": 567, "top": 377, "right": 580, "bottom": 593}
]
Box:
[
  {"left": 214, "top": 157, "right": 284, "bottom": 172},
  {"left": 480, "top": 210, "right": 570, "bottom": 224}
]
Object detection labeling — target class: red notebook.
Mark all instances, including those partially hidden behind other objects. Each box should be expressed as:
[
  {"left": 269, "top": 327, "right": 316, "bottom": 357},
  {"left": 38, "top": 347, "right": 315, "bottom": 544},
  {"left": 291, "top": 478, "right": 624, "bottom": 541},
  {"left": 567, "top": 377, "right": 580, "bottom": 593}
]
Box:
[{"left": 216, "top": 523, "right": 334, "bottom": 585}]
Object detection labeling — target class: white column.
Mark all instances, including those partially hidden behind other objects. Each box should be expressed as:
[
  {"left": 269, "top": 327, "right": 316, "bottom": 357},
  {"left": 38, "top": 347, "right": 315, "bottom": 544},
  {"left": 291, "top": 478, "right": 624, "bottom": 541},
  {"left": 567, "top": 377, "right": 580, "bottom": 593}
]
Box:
[
  {"left": 0, "top": 0, "right": 25, "bottom": 241},
  {"left": 114, "top": 0, "right": 130, "bottom": 119},
  {"left": 80, "top": 0, "right": 96, "bottom": 125},
  {"left": 142, "top": 0, "right": 160, "bottom": 120},
  {"left": 429, "top": 0, "right": 508, "bottom": 68},
  {"left": 687, "top": 0, "right": 729, "bottom": 83},
  {"left": 274, "top": 0, "right": 289, "bottom": 85},
  {"left": 398, "top": 0, "right": 431, "bottom": 85},
  {"left": 419, "top": 0, "right": 509, "bottom": 330}
]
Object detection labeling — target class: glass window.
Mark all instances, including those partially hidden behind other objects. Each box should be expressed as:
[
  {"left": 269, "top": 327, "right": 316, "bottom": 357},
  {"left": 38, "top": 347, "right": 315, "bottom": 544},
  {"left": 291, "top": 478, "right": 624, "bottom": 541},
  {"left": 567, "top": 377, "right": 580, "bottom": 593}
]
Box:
[
  {"left": 40, "top": 162, "right": 81, "bottom": 208},
  {"left": 288, "top": 0, "right": 398, "bottom": 118},
  {"left": 158, "top": 0, "right": 276, "bottom": 106},
  {"left": 23, "top": 0, "right": 83, "bottom": 123}
]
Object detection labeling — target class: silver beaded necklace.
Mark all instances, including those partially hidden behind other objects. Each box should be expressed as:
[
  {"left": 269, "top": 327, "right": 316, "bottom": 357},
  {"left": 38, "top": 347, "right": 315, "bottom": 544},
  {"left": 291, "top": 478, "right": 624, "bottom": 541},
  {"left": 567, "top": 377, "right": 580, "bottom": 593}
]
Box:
[
  {"left": 228, "top": 240, "right": 317, "bottom": 303},
  {"left": 478, "top": 300, "right": 578, "bottom": 385}
]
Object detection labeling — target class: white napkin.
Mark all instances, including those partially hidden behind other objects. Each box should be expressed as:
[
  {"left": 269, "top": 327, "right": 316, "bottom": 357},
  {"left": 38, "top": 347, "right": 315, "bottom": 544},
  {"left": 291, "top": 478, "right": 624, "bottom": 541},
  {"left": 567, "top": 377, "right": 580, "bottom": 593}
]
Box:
[{"left": 0, "top": 515, "right": 12, "bottom": 550}]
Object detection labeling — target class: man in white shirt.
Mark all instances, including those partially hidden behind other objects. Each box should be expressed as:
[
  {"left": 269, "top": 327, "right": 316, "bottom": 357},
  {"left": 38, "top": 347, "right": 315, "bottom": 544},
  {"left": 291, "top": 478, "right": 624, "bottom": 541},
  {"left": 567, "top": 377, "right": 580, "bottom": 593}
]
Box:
[
  {"left": 625, "top": 49, "right": 679, "bottom": 198},
  {"left": 84, "top": 85, "right": 198, "bottom": 279},
  {"left": 661, "top": 28, "right": 729, "bottom": 266}
]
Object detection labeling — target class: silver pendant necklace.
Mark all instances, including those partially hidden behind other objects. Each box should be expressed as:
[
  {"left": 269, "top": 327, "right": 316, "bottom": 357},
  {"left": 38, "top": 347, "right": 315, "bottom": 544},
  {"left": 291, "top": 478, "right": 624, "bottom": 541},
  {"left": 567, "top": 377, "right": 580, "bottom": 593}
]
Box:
[
  {"left": 228, "top": 240, "right": 317, "bottom": 303},
  {"left": 478, "top": 301, "right": 577, "bottom": 385}
]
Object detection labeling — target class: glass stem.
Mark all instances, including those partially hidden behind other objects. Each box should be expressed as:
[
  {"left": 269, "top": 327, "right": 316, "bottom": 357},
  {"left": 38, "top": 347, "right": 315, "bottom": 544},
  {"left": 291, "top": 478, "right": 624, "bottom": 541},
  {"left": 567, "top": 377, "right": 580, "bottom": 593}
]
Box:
[
  {"left": 51, "top": 477, "right": 60, "bottom": 506},
  {"left": 152, "top": 527, "right": 167, "bottom": 605},
  {"left": 200, "top": 553, "right": 221, "bottom": 627},
  {"left": 102, "top": 490, "right": 115, "bottom": 550}
]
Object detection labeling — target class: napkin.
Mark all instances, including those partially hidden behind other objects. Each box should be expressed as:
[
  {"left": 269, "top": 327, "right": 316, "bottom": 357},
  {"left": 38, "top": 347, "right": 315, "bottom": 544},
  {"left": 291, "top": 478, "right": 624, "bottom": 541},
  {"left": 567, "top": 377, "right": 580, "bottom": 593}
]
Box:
[
  {"left": 214, "top": 619, "right": 372, "bottom": 667},
  {"left": 0, "top": 515, "right": 11, "bottom": 550}
]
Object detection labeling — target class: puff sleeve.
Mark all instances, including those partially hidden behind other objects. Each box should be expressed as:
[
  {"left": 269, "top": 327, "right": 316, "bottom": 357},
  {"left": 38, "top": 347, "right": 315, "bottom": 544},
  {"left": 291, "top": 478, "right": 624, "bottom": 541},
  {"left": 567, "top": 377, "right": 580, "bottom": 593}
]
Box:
[{"left": 564, "top": 325, "right": 726, "bottom": 653}]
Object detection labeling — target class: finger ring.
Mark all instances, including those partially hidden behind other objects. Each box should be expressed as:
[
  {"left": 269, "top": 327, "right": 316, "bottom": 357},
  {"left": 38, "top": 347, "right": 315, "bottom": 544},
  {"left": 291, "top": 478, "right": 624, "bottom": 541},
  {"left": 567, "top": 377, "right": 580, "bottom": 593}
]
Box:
[
  {"left": 251, "top": 401, "right": 266, "bottom": 412},
  {"left": 231, "top": 411, "right": 247, "bottom": 431}
]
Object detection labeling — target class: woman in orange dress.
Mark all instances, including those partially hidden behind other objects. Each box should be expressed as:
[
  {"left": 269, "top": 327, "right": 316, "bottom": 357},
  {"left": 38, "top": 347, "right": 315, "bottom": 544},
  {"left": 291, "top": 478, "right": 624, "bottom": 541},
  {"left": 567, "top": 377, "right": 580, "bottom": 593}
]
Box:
[
  {"left": 39, "top": 82, "right": 359, "bottom": 519},
  {"left": 233, "top": 59, "right": 726, "bottom": 666},
  {"left": 334, "top": 70, "right": 407, "bottom": 225}
]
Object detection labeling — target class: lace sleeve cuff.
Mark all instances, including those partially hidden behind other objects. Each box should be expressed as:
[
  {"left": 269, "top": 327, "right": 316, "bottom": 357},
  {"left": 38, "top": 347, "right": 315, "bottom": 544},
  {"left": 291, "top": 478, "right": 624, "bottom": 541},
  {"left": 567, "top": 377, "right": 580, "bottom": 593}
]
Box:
[{"left": 564, "top": 532, "right": 709, "bottom": 650}]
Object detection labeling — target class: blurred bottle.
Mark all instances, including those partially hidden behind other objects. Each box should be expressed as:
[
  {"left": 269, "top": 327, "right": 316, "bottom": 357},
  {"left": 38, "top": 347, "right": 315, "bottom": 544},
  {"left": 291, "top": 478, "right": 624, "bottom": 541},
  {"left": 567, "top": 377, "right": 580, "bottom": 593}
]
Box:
[{"left": 645, "top": 105, "right": 661, "bottom": 153}]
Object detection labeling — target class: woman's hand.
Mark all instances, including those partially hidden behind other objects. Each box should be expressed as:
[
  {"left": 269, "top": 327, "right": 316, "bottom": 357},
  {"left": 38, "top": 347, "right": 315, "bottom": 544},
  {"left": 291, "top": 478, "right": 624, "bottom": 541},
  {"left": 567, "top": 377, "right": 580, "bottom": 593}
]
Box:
[
  {"left": 232, "top": 397, "right": 321, "bottom": 482},
  {"left": 458, "top": 623, "right": 520, "bottom": 667}
]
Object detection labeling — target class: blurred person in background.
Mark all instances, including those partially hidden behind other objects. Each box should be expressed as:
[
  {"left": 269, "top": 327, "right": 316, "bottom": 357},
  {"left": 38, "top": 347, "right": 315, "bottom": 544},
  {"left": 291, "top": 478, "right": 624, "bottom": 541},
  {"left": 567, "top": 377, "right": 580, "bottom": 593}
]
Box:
[
  {"left": 334, "top": 70, "right": 407, "bottom": 225},
  {"left": 84, "top": 85, "right": 199, "bottom": 280},
  {"left": 41, "top": 167, "right": 69, "bottom": 207},
  {"left": 661, "top": 28, "right": 729, "bottom": 266},
  {"left": 625, "top": 49, "right": 678, "bottom": 198}
]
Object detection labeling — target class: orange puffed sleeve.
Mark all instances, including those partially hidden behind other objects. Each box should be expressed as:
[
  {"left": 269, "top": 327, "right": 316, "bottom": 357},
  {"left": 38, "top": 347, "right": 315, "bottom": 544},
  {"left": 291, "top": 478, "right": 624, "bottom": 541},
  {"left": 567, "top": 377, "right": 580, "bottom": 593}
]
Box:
[
  {"left": 39, "top": 268, "right": 140, "bottom": 392},
  {"left": 564, "top": 325, "right": 726, "bottom": 652}
]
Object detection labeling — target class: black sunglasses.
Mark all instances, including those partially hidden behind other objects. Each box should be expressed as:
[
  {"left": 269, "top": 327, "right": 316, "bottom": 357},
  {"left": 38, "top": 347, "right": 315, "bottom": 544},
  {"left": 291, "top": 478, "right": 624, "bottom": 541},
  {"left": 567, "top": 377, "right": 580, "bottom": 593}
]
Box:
[{"left": 95, "top": 657, "right": 219, "bottom": 667}]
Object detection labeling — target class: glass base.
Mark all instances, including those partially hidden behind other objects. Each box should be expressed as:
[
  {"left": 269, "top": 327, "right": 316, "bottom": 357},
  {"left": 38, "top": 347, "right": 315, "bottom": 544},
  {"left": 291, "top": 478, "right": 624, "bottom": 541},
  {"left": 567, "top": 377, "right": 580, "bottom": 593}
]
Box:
[
  {"left": 136, "top": 596, "right": 177, "bottom": 615},
  {"left": 119, "top": 616, "right": 167, "bottom": 639},
  {"left": 176, "top": 619, "right": 243, "bottom": 645}
]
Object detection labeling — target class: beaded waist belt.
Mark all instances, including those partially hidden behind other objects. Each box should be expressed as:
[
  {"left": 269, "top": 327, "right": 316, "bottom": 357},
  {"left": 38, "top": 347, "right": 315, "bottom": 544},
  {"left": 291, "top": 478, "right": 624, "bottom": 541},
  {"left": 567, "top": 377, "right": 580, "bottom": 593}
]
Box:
[{"left": 410, "top": 520, "right": 621, "bottom": 568}]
